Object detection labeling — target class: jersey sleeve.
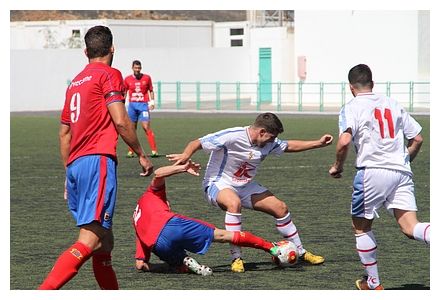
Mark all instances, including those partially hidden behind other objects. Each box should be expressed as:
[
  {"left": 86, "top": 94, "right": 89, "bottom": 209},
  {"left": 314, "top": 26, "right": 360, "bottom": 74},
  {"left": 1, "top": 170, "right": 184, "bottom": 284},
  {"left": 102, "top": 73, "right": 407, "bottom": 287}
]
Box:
[
  {"left": 338, "top": 103, "right": 356, "bottom": 136},
  {"left": 147, "top": 75, "right": 153, "bottom": 92},
  {"left": 60, "top": 90, "right": 71, "bottom": 125},
  {"left": 401, "top": 106, "right": 422, "bottom": 139},
  {"left": 102, "top": 68, "right": 125, "bottom": 105},
  {"left": 199, "top": 129, "right": 232, "bottom": 152},
  {"left": 270, "top": 138, "right": 288, "bottom": 155}
]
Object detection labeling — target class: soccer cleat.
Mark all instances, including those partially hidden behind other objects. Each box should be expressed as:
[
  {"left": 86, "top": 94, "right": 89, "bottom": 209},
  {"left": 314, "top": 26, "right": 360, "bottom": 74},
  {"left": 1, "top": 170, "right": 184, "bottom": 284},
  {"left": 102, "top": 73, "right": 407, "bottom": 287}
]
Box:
[
  {"left": 299, "top": 250, "right": 325, "bottom": 265},
  {"left": 183, "top": 256, "right": 213, "bottom": 276},
  {"left": 126, "top": 151, "right": 135, "bottom": 158},
  {"left": 151, "top": 151, "right": 159, "bottom": 158},
  {"left": 231, "top": 257, "right": 245, "bottom": 273},
  {"left": 355, "top": 276, "right": 384, "bottom": 290}
]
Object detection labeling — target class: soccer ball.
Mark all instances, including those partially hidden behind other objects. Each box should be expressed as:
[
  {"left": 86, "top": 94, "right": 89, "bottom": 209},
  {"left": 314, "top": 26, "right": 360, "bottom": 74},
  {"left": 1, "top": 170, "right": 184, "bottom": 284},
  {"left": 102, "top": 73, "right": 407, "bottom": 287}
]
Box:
[{"left": 272, "top": 240, "right": 299, "bottom": 267}]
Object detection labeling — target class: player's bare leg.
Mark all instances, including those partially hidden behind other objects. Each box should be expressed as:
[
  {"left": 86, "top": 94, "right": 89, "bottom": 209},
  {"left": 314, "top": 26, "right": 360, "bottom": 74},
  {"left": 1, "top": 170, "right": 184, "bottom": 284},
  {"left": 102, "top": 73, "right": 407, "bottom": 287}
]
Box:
[
  {"left": 39, "top": 222, "right": 118, "bottom": 290},
  {"left": 216, "top": 189, "right": 244, "bottom": 272},
  {"left": 252, "top": 192, "right": 324, "bottom": 265},
  {"left": 394, "top": 209, "right": 430, "bottom": 244}
]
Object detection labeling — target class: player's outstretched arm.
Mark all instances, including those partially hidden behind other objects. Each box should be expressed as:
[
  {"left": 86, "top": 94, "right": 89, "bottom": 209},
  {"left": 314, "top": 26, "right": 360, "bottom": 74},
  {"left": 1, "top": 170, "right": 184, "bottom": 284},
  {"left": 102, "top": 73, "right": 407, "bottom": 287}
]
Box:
[
  {"left": 167, "top": 139, "right": 202, "bottom": 165},
  {"left": 285, "top": 134, "right": 333, "bottom": 152},
  {"left": 151, "top": 160, "right": 201, "bottom": 188},
  {"left": 329, "top": 130, "right": 352, "bottom": 178}
]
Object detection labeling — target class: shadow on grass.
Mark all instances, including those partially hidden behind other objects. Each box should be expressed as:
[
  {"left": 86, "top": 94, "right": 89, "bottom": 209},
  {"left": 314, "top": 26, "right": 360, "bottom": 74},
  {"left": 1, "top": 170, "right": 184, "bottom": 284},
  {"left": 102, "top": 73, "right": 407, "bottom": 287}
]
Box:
[
  {"left": 212, "top": 261, "right": 305, "bottom": 273},
  {"left": 385, "top": 283, "right": 430, "bottom": 290}
]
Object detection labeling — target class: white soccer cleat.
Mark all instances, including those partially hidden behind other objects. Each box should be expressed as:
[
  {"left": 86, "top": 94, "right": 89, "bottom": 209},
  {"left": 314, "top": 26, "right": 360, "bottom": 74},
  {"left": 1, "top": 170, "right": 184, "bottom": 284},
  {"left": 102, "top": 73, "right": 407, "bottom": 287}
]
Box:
[{"left": 183, "top": 256, "right": 213, "bottom": 276}]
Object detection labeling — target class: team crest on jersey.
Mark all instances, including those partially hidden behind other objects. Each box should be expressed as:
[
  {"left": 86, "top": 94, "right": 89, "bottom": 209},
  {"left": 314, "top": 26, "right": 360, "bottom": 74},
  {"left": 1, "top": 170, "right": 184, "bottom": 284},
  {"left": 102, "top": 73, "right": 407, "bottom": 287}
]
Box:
[
  {"left": 233, "top": 162, "right": 255, "bottom": 182},
  {"left": 70, "top": 248, "right": 83, "bottom": 260}
]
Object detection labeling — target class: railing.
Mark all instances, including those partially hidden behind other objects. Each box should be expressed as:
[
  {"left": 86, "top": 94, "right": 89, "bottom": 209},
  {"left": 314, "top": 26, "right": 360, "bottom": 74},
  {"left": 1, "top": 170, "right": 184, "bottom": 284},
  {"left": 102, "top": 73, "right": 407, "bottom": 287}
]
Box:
[{"left": 154, "top": 81, "right": 430, "bottom": 113}]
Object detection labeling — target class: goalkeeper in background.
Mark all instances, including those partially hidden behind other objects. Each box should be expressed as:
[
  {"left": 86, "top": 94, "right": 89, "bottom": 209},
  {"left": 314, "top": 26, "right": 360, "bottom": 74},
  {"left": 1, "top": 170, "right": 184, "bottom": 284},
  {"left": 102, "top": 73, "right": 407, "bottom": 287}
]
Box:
[{"left": 132, "top": 160, "right": 282, "bottom": 275}]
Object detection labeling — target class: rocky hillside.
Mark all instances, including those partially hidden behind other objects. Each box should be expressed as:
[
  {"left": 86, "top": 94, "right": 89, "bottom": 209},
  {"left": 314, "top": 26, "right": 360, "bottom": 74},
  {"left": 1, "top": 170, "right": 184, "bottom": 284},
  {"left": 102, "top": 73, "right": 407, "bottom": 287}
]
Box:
[{"left": 10, "top": 10, "right": 247, "bottom": 22}]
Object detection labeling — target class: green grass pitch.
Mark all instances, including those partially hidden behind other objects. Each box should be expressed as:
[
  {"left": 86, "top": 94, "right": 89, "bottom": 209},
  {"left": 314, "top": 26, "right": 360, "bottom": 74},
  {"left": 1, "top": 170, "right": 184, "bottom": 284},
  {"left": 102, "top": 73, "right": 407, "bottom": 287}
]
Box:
[{"left": 10, "top": 113, "right": 430, "bottom": 290}]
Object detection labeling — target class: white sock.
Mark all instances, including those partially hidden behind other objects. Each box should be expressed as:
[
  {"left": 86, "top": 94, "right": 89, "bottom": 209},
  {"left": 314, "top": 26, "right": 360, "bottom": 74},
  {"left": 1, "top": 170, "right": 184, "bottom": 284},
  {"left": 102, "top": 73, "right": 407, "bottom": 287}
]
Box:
[
  {"left": 225, "top": 212, "right": 242, "bottom": 259},
  {"left": 356, "top": 231, "right": 380, "bottom": 288},
  {"left": 275, "top": 212, "right": 305, "bottom": 255},
  {"left": 413, "top": 222, "right": 430, "bottom": 245}
]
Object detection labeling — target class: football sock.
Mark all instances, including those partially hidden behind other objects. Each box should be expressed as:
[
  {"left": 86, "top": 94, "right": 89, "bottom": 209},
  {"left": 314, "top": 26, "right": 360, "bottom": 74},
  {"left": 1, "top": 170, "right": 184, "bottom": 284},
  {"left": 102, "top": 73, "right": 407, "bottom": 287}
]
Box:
[
  {"left": 413, "top": 222, "right": 430, "bottom": 245},
  {"left": 232, "top": 231, "right": 273, "bottom": 252},
  {"left": 92, "top": 252, "right": 119, "bottom": 290},
  {"left": 356, "top": 231, "right": 380, "bottom": 288},
  {"left": 225, "top": 212, "right": 242, "bottom": 259},
  {"left": 38, "top": 241, "right": 92, "bottom": 290},
  {"left": 275, "top": 212, "right": 305, "bottom": 255},
  {"left": 146, "top": 129, "right": 157, "bottom": 153}
]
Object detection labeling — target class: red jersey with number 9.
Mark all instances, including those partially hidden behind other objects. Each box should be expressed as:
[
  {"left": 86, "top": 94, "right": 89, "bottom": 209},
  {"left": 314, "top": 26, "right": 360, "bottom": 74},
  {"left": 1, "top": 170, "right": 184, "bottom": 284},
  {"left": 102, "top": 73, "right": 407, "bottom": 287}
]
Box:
[{"left": 61, "top": 62, "right": 125, "bottom": 165}]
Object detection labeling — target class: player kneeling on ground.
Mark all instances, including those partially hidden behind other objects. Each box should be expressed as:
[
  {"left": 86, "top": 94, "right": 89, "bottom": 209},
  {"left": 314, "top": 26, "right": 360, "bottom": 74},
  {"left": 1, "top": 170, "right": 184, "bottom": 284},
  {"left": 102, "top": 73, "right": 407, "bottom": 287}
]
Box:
[{"left": 132, "top": 160, "right": 282, "bottom": 275}]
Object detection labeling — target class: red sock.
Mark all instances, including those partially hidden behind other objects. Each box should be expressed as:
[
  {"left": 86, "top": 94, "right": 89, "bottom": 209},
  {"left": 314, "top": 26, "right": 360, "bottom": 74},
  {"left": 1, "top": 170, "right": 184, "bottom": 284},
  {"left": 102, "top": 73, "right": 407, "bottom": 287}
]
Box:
[
  {"left": 92, "top": 252, "right": 119, "bottom": 290},
  {"left": 38, "top": 242, "right": 92, "bottom": 290},
  {"left": 232, "top": 231, "right": 273, "bottom": 252},
  {"left": 146, "top": 129, "right": 157, "bottom": 152}
]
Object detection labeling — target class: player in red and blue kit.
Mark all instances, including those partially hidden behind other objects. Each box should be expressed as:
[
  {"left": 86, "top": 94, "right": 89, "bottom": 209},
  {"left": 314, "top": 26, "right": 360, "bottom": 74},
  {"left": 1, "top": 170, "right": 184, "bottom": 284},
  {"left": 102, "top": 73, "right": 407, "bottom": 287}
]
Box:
[
  {"left": 133, "top": 160, "right": 283, "bottom": 275},
  {"left": 39, "top": 26, "right": 153, "bottom": 290},
  {"left": 124, "top": 60, "right": 159, "bottom": 158}
]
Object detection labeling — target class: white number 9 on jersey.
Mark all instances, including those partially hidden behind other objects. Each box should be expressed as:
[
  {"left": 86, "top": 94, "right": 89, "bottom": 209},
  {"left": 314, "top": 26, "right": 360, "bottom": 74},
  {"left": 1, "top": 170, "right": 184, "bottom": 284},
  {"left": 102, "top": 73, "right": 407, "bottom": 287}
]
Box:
[{"left": 70, "top": 92, "right": 81, "bottom": 123}]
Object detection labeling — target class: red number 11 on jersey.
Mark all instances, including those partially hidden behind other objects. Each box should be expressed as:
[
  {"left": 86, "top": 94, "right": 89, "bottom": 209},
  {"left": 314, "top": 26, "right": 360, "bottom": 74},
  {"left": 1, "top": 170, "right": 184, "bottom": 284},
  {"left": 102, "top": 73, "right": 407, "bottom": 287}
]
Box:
[{"left": 374, "top": 108, "right": 395, "bottom": 139}]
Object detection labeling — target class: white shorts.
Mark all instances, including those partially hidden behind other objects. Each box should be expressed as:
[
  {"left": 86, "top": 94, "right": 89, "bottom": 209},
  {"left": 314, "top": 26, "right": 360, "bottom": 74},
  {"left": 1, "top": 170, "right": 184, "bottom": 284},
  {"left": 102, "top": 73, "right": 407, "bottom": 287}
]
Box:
[
  {"left": 352, "top": 168, "right": 417, "bottom": 219},
  {"left": 204, "top": 181, "right": 268, "bottom": 209}
]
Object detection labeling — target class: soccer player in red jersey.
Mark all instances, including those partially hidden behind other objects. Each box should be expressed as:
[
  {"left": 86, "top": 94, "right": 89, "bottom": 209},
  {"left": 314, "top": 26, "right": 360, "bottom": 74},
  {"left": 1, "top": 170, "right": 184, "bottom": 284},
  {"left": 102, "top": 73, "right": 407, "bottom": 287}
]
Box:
[
  {"left": 124, "top": 60, "right": 159, "bottom": 158},
  {"left": 133, "top": 160, "right": 282, "bottom": 275},
  {"left": 38, "top": 25, "right": 153, "bottom": 290}
]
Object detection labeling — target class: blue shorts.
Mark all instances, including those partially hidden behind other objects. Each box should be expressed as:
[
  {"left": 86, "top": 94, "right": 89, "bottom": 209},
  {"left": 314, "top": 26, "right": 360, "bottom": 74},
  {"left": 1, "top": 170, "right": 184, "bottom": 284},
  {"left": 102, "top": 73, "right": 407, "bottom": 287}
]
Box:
[
  {"left": 128, "top": 102, "right": 150, "bottom": 123},
  {"left": 66, "top": 155, "right": 117, "bottom": 229},
  {"left": 153, "top": 215, "right": 215, "bottom": 266}
]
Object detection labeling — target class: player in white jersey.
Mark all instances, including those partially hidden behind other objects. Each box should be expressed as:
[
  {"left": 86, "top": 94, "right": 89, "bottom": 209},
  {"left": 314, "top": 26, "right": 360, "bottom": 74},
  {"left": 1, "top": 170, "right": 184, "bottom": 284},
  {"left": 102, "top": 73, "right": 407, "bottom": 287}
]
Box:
[
  {"left": 168, "top": 113, "right": 333, "bottom": 272},
  {"left": 329, "top": 64, "right": 430, "bottom": 290}
]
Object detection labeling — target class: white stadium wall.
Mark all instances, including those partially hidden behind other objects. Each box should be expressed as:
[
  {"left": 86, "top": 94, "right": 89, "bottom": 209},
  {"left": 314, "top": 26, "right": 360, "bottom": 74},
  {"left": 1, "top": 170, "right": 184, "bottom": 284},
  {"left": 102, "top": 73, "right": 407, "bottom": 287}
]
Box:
[
  {"left": 294, "top": 10, "right": 424, "bottom": 82},
  {"left": 10, "top": 11, "right": 429, "bottom": 111},
  {"left": 10, "top": 47, "right": 251, "bottom": 111}
]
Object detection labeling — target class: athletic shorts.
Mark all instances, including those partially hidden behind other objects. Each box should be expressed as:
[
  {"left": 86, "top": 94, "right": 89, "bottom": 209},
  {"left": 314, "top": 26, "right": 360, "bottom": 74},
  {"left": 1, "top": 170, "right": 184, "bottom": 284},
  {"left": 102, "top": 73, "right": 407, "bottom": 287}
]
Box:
[
  {"left": 204, "top": 181, "right": 268, "bottom": 209},
  {"left": 128, "top": 102, "right": 150, "bottom": 123},
  {"left": 153, "top": 215, "right": 215, "bottom": 266},
  {"left": 351, "top": 168, "right": 417, "bottom": 219},
  {"left": 66, "top": 155, "right": 117, "bottom": 229}
]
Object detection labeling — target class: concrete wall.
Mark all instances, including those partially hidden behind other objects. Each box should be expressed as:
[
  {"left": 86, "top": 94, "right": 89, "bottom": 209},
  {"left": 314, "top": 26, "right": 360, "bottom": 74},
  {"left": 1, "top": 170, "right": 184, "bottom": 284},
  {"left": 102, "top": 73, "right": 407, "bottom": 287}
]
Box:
[
  {"left": 294, "top": 10, "right": 424, "bottom": 82},
  {"left": 10, "top": 47, "right": 251, "bottom": 111}
]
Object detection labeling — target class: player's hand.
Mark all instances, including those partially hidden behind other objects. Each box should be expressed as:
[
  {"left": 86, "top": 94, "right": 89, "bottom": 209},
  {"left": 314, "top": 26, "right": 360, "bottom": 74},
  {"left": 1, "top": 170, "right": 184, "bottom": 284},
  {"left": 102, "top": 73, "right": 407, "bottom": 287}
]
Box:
[
  {"left": 320, "top": 134, "right": 333, "bottom": 147},
  {"left": 183, "top": 160, "right": 201, "bottom": 176},
  {"left": 149, "top": 104, "right": 155, "bottom": 111},
  {"left": 329, "top": 164, "right": 343, "bottom": 178},
  {"left": 135, "top": 259, "right": 151, "bottom": 272},
  {"left": 139, "top": 155, "right": 154, "bottom": 177},
  {"left": 166, "top": 153, "right": 189, "bottom": 166}
]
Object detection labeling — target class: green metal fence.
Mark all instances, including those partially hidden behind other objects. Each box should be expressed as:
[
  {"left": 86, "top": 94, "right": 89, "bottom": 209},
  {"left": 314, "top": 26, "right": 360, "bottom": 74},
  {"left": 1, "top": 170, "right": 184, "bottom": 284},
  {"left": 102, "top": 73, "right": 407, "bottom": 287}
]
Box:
[{"left": 154, "top": 81, "right": 430, "bottom": 113}]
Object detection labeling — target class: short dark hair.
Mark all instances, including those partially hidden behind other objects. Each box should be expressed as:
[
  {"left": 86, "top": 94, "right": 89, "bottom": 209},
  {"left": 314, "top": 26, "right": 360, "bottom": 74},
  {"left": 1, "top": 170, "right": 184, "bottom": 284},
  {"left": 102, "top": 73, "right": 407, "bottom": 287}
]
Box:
[
  {"left": 253, "top": 112, "right": 284, "bottom": 135},
  {"left": 84, "top": 25, "right": 113, "bottom": 59},
  {"left": 132, "top": 60, "right": 142, "bottom": 67},
  {"left": 348, "top": 64, "right": 373, "bottom": 89}
]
